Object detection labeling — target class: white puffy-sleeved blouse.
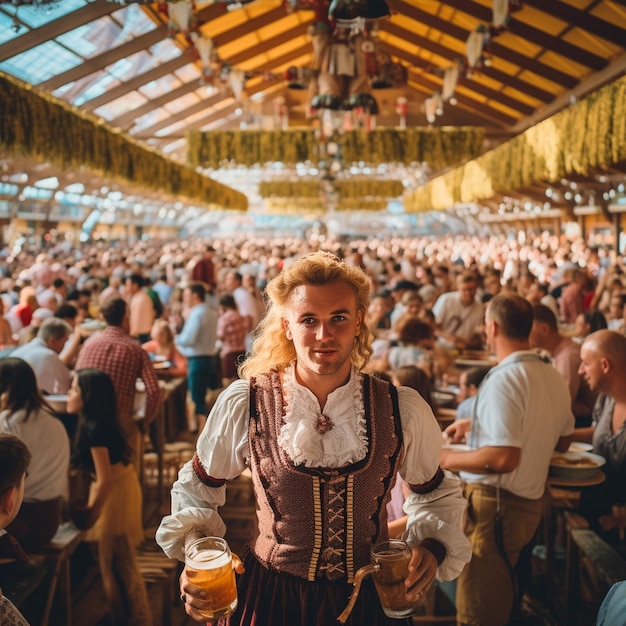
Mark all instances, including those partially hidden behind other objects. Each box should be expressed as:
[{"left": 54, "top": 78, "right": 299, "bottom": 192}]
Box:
[{"left": 156, "top": 365, "right": 470, "bottom": 580}]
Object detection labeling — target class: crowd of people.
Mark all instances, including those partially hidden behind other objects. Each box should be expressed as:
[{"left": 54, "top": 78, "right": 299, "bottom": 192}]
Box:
[{"left": 0, "top": 229, "right": 625, "bottom": 624}]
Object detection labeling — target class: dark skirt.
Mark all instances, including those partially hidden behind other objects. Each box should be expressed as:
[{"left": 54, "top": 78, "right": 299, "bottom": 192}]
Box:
[{"left": 218, "top": 551, "right": 413, "bottom": 626}]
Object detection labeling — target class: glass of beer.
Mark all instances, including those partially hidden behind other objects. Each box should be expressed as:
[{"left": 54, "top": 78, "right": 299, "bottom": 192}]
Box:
[
  {"left": 184, "top": 536, "right": 238, "bottom": 619},
  {"left": 370, "top": 539, "right": 422, "bottom": 619}
]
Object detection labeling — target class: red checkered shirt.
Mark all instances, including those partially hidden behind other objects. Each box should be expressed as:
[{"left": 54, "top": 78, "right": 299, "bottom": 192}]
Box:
[
  {"left": 75, "top": 326, "right": 161, "bottom": 435},
  {"left": 217, "top": 309, "right": 247, "bottom": 354}
]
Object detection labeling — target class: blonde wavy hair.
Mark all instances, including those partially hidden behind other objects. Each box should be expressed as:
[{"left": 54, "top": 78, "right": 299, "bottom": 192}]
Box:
[{"left": 239, "top": 251, "right": 373, "bottom": 380}]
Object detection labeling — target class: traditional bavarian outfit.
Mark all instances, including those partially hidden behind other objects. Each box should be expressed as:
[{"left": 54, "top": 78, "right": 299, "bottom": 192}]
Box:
[{"left": 157, "top": 364, "right": 470, "bottom": 626}]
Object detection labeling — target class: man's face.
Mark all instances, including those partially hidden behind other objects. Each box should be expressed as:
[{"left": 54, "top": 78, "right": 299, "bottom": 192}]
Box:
[
  {"left": 458, "top": 280, "right": 477, "bottom": 306},
  {"left": 578, "top": 342, "right": 605, "bottom": 393},
  {"left": 282, "top": 281, "right": 363, "bottom": 388}
]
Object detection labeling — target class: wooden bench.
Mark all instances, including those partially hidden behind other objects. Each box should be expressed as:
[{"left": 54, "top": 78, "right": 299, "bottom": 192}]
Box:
[
  {"left": 1, "top": 523, "right": 85, "bottom": 626},
  {"left": 564, "top": 511, "right": 626, "bottom": 624}
]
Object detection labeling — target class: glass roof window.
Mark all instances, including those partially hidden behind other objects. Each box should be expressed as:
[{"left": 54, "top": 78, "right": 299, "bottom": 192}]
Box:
[
  {"left": 139, "top": 74, "right": 184, "bottom": 101},
  {"left": 56, "top": 17, "right": 123, "bottom": 60},
  {"left": 94, "top": 90, "right": 149, "bottom": 122},
  {"left": 0, "top": 11, "right": 24, "bottom": 46},
  {"left": 1, "top": 0, "right": 87, "bottom": 31},
  {"left": 0, "top": 40, "right": 82, "bottom": 84},
  {"left": 111, "top": 4, "right": 156, "bottom": 40}
]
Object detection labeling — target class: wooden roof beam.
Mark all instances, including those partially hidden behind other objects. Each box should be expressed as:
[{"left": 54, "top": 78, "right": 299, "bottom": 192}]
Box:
[
  {"left": 132, "top": 43, "right": 310, "bottom": 138},
  {"left": 440, "top": 0, "right": 607, "bottom": 70},
  {"left": 521, "top": 0, "right": 626, "bottom": 47},
  {"left": 390, "top": 0, "right": 581, "bottom": 87},
  {"left": 380, "top": 21, "right": 555, "bottom": 104},
  {"left": 109, "top": 25, "right": 310, "bottom": 129}
]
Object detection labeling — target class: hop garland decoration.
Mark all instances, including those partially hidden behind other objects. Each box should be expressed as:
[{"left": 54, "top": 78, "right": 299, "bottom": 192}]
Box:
[
  {"left": 0, "top": 71, "right": 248, "bottom": 211},
  {"left": 405, "top": 75, "right": 626, "bottom": 213}
]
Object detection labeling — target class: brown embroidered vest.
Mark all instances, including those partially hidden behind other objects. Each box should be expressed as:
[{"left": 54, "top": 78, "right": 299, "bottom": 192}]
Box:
[{"left": 247, "top": 370, "right": 404, "bottom": 582}]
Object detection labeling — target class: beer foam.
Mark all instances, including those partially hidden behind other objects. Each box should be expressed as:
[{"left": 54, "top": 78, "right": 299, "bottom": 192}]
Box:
[{"left": 187, "top": 548, "right": 231, "bottom": 570}]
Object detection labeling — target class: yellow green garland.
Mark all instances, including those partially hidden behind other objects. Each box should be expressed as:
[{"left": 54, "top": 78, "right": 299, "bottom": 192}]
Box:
[
  {"left": 187, "top": 127, "right": 484, "bottom": 169},
  {"left": 0, "top": 72, "right": 247, "bottom": 211},
  {"left": 406, "top": 75, "right": 626, "bottom": 213},
  {"left": 258, "top": 178, "right": 404, "bottom": 200}
]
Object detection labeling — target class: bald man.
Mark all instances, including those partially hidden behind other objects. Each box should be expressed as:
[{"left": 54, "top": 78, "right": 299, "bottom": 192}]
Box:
[{"left": 576, "top": 330, "right": 626, "bottom": 540}]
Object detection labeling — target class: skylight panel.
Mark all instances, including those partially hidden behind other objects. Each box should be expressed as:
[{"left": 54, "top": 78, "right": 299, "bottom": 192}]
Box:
[
  {"left": 3, "top": 0, "right": 87, "bottom": 30},
  {"left": 57, "top": 18, "right": 122, "bottom": 60},
  {"left": 94, "top": 91, "right": 149, "bottom": 121},
  {"left": 0, "top": 41, "right": 82, "bottom": 84},
  {"left": 139, "top": 75, "right": 183, "bottom": 100},
  {"left": 149, "top": 39, "right": 182, "bottom": 64}
]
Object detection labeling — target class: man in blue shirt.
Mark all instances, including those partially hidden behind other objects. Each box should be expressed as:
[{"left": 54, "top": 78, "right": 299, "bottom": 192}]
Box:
[{"left": 175, "top": 282, "right": 218, "bottom": 433}]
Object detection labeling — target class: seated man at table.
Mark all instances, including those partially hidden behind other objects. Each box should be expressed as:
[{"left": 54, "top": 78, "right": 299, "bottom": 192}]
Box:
[
  {"left": 441, "top": 293, "right": 574, "bottom": 626},
  {"left": 529, "top": 304, "right": 597, "bottom": 428},
  {"left": 574, "top": 330, "right": 626, "bottom": 544},
  {"left": 0, "top": 431, "right": 31, "bottom": 626},
  {"left": 432, "top": 271, "right": 485, "bottom": 351},
  {"left": 10, "top": 317, "right": 72, "bottom": 395}
]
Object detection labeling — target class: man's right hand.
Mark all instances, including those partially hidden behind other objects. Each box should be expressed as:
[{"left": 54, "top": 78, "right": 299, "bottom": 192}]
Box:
[{"left": 444, "top": 418, "right": 471, "bottom": 444}]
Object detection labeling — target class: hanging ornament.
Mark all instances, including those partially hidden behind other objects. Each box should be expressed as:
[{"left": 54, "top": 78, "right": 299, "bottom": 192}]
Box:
[
  {"left": 466, "top": 27, "right": 485, "bottom": 68},
  {"left": 167, "top": 0, "right": 196, "bottom": 35},
  {"left": 492, "top": 0, "right": 509, "bottom": 29},
  {"left": 424, "top": 92, "right": 443, "bottom": 124},
  {"left": 442, "top": 63, "right": 459, "bottom": 101},
  {"left": 228, "top": 68, "right": 247, "bottom": 102},
  {"left": 189, "top": 32, "right": 216, "bottom": 82},
  {"left": 273, "top": 96, "right": 288, "bottom": 129},
  {"left": 395, "top": 96, "right": 407, "bottom": 129}
]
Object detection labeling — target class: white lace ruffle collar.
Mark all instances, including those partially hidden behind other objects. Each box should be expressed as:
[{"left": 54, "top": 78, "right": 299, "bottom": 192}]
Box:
[{"left": 277, "top": 363, "right": 367, "bottom": 468}]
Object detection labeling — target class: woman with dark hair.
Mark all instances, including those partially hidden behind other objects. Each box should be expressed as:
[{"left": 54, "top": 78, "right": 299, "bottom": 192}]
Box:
[
  {"left": 68, "top": 368, "right": 151, "bottom": 626},
  {"left": 574, "top": 308, "right": 608, "bottom": 343},
  {"left": 0, "top": 357, "right": 69, "bottom": 550}
]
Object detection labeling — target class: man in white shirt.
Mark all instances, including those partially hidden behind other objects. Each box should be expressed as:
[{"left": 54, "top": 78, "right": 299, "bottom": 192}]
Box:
[
  {"left": 432, "top": 271, "right": 485, "bottom": 350},
  {"left": 224, "top": 270, "right": 260, "bottom": 350},
  {"left": 441, "top": 294, "right": 574, "bottom": 625},
  {"left": 11, "top": 317, "right": 72, "bottom": 394}
]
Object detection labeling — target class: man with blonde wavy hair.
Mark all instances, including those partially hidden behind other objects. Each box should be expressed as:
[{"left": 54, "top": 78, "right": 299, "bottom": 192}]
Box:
[{"left": 157, "top": 251, "right": 470, "bottom": 626}]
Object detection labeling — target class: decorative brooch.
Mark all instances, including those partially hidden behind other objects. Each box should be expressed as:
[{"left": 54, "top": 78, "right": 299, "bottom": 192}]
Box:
[{"left": 315, "top": 413, "right": 334, "bottom": 434}]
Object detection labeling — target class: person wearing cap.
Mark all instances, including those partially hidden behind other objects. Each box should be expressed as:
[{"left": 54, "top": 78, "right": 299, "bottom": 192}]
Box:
[{"left": 11, "top": 317, "right": 72, "bottom": 395}]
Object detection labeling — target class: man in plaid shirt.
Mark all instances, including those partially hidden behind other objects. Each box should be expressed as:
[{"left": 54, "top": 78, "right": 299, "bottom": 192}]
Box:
[{"left": 75, "top": 297, "right": 161, "bottom": 465}]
